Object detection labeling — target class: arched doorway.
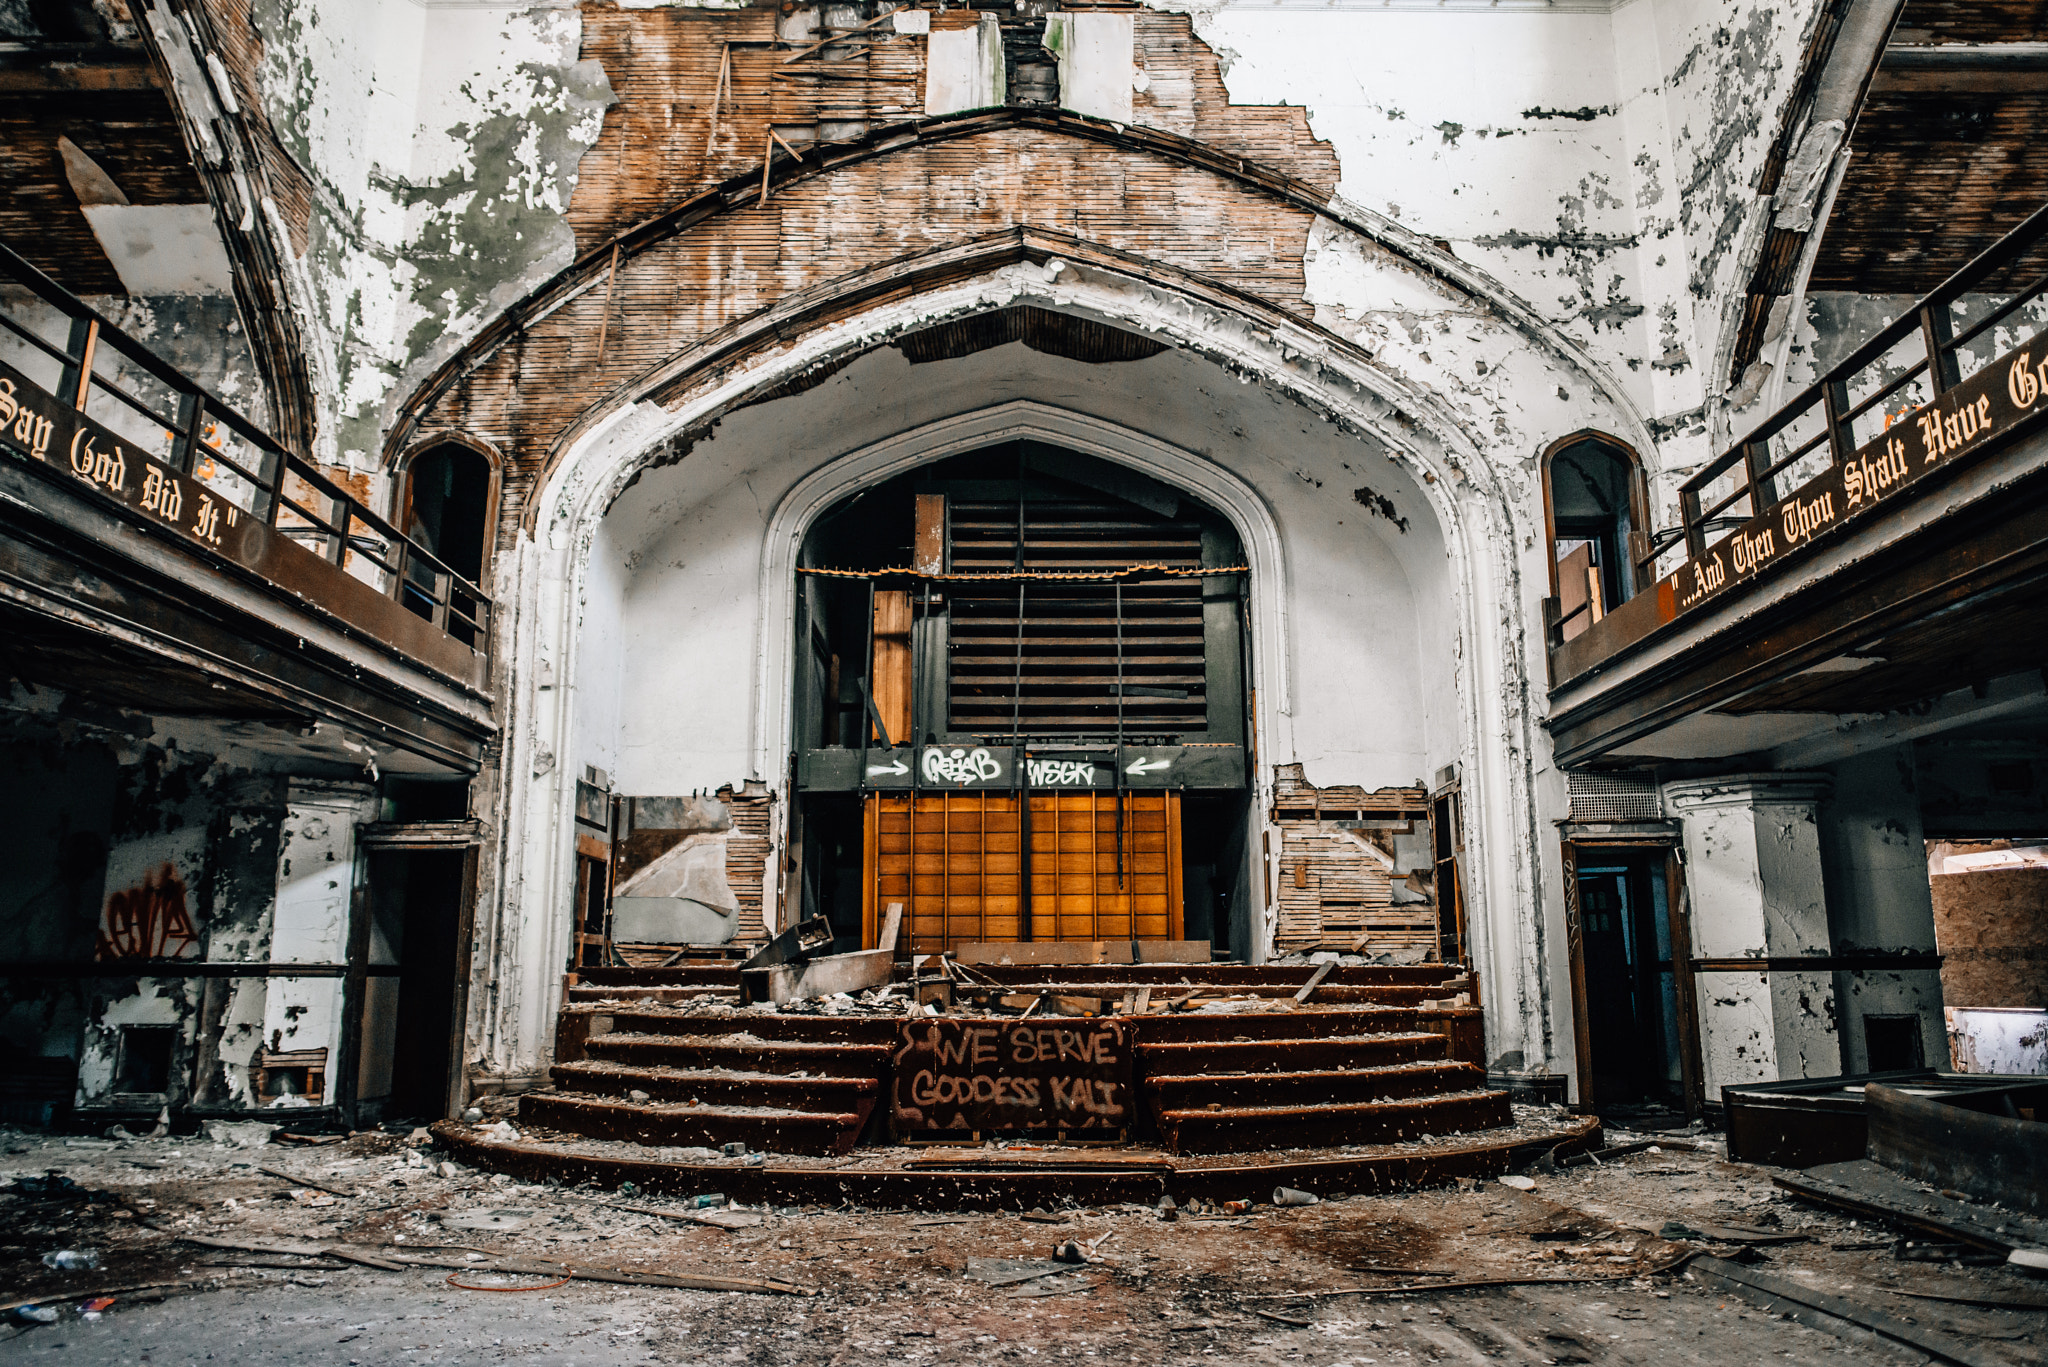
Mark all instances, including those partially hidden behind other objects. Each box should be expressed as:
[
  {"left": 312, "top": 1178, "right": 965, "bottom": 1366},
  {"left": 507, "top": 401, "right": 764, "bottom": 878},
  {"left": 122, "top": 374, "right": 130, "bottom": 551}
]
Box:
[
  {"left": 400, "top": 441, "right": 496, "bottom": 647},
  {"left": 788, "top": 441, "right": 1253, "bottom": 958}
]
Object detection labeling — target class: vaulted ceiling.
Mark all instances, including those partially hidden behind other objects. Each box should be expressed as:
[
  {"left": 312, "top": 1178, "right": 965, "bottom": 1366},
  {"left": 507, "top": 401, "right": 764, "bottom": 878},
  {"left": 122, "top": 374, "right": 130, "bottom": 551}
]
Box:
[{"left": 1811, "top": 1, "right": 2048, "bottom": 294}]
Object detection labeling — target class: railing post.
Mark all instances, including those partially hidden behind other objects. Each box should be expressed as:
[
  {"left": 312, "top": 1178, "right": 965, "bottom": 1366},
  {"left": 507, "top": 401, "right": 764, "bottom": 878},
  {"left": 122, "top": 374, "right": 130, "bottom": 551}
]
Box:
[
  {"left": 1742, "top": 438, "right": 1777, "bottom": 511},
  {"left": 172, "top": 392, "right": 207, "bottom": 475},
  {"left": 1680, "top": 486, "right": 1705, "bottom": 560},
  {"left": 1821, "top": 379, "right": 1853, "bottom": 466},
  {"left": 60, "top": 317, "right": 98, "bottom": 412},
  {"left": 1921, "top": 301, "right": 1961, "bottom": 396},
  {"left": 330, "top": 502, "right": 349, "bottom": 567},
  {"left": 388, "top": 537, "right": 410, "bottom": 603},
  {"left": 266, "top": 451, "right": 287, "bottom": 527}
]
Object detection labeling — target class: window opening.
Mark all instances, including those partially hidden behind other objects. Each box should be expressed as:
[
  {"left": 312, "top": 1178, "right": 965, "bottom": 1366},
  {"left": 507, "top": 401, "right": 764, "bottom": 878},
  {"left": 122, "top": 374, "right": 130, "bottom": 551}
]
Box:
[
  {"left": 1547, "top": 437, "right": 1644, "bottom": 644},
  {"left": 401, "top": 442, "right": 493, "bottom": 645}
]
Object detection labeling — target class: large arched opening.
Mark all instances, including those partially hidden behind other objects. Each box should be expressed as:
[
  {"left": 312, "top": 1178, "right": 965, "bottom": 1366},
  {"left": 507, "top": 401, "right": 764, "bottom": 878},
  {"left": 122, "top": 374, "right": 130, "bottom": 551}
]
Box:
[
  {"left": 437, "top": 215, "right": 1636, "bottom": 1091},
  {"left": 546, "top": 297, "right": 1469, "bottom": 990},
  {"left": 789, "top": 440, "right": 1255, "bottom": 959}
]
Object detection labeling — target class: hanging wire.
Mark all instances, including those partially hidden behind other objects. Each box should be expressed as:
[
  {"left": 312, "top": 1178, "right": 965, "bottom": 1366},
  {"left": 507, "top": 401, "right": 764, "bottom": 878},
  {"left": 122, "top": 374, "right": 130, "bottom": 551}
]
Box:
[{"left": 796, "top": 562, "right": 1244, "bottom": 582}]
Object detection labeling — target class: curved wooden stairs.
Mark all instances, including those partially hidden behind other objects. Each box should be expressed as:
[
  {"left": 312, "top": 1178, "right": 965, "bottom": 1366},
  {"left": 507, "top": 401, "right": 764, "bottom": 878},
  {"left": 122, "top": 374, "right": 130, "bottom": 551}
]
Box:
[{"left": 525, "top": 962, "right": 1506, "bottom": 1158}]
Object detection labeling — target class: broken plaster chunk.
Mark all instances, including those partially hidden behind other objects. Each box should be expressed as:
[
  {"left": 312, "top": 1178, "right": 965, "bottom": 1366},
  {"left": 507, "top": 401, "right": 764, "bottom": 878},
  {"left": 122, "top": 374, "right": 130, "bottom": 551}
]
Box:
[
  {"left": 202, "top": 1121, "right": 277, "bottom": 1149},
  {"left": 1498, "top": 1175, "right": 1537, "bottom": 1191}
]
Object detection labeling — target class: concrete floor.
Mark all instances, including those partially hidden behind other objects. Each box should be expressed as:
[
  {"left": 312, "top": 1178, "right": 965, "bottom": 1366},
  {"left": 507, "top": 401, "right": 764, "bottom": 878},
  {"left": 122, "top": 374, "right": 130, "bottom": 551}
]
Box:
[{"left": 0, "top": 1123, "right": 2037, "bottom": 1365}]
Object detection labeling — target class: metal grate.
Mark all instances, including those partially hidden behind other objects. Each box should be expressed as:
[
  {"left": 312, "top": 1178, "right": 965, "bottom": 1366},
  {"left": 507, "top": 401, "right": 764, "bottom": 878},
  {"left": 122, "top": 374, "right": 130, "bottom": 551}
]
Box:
[
  {"left": 946, "top": 499, "right": 1208, "bottom": 737},
  {"left": 1566, "top": 771, "right": 1664, "bottom": 823}
]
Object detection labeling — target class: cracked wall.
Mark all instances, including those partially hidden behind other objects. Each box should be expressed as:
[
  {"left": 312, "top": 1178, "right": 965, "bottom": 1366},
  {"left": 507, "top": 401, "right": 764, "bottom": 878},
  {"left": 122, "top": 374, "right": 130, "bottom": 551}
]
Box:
[
  {"left": 238, "top": 0, "right": 613, "bottom": 475},
  {"left": 0, "top": 686, "right": 398, "bottom": 1117}
]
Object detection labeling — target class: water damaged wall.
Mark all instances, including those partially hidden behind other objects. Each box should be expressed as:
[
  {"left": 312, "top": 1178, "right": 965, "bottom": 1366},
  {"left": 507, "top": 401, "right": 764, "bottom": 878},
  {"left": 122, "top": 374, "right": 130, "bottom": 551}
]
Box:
[
  {"left": 131, "top": 0, "right": 1860, "bottom": 1100},
  {"left": 231, "top": 0, "right": 614, "bottom": 474},
  {"left": 0, "top": 685, "right": 384, "bottom": 1124}
]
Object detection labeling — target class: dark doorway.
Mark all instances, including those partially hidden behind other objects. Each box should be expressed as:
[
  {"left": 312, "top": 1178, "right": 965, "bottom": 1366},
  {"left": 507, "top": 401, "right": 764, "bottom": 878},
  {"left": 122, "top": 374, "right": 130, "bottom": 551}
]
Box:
[
  {"left": 359, "top": 848, "right": 472, "bottom": 1124},
  {"left": 1573, "top": 846, "right": 1686, "bottom": 1113}
]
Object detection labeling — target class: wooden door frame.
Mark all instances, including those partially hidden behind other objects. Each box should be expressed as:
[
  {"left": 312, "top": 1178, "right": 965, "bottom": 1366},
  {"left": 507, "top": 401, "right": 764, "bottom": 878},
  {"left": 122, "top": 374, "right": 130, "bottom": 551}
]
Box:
[
  {"left": 352, "top": 829, "right": 483, "bottom": 1122},
  {"left": 1559, "top": 831, "right": 1704, "bottom": 1119}
]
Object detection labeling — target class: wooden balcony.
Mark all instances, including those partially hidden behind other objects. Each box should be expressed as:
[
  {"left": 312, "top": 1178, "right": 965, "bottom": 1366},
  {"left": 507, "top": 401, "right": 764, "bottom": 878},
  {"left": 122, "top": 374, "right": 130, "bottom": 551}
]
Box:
[
  {"left": 1547, "top": 201, "right": 2048, "bottom": 767},
  {"left": 0, "top": 240, "right": 495, "bottom": 768}
]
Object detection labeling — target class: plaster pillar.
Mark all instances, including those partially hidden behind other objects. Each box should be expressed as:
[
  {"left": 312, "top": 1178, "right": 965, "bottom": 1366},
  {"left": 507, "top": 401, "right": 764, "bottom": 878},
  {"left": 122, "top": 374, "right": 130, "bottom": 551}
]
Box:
[
  {"left": 1662, "top": 774, "right": 1840, "bottom": 1096},
  {"left": 1819, "top": 747, "right": 1946, "bottom": 1072}
]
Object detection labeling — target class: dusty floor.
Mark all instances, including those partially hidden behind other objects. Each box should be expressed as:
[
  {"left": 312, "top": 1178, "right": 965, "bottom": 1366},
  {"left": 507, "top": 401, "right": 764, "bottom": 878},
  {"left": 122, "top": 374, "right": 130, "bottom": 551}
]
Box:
[{"left": 0, "top": 1119, "right": 2039, "bottom": 1365}]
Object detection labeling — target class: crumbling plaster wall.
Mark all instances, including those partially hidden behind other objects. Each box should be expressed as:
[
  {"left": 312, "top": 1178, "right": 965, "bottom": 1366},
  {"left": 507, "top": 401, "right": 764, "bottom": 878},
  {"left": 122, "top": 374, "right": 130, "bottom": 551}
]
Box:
[
  {"left": 237, "top": 0, "right": 613, "bottom": 474},
  {"left": 293, "top": 1, "right": 1836, "bottom": 1093},
  {"left": 1158, "top": 0, "right": 1828, "bottom": 490},
  {"left": 1818, "top": 745, "right": 1947, "bottom": 1073},
  {"left": 0, "top": 689, "right": 293, "bottom": 1108}
]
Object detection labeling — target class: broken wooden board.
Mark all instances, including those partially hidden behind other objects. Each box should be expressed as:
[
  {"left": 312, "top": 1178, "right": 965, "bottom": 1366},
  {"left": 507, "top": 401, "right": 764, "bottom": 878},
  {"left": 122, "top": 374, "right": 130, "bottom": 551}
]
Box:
[
  {"left": 955, "top": 940, "right": 1210, "bottom": 966},
  {"left": 1293, "top": 960, "right": 1336, "bottom": 1003},
  {"left": 1688, "top": 1253, "right": 2001, "bottom": 1367},
  {"left": 1775, "top": 1158, "right": 2048, "bottom": 1254}
]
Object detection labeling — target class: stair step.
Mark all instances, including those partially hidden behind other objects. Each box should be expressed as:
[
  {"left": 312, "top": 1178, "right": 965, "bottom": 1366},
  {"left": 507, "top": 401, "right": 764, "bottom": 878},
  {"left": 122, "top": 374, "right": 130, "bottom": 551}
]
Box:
[
  {"left": 567, "top": 986, "right": 734, "bottom": 1005},
  {"left": 584, "top": 1032, "right": 892, "bottom": 1075},
  {"left": 1142, "top": 1060, "right": 1484, "bottom": 1111},
  {"left": 571, "top": 1010, "right": 899, "bottom": 1045},
  {"left": 1135, "top": 1032, "right": 1446, "bottom": 1073},
  {"left": 965, "top": 983, "right": 1452, "bottom": 1006},
  {"left": 1130, "top": 1010, "right": 1427, "bottom": 1043},
  {"left": 964, "top": 964, "right": 1463, "bottom": 987},
  {"left": 552, "top": 1061, "right": 879, "bottom": 1111},
  {"left": 573, "top": 967, "right": 743, "bottom": 988},
  {"left": 520, "top": 1093, "right": 869, "bottom": 1157},
  {"left": 1156, "top": 1089, "right": 1514, "bottom": 1155}
]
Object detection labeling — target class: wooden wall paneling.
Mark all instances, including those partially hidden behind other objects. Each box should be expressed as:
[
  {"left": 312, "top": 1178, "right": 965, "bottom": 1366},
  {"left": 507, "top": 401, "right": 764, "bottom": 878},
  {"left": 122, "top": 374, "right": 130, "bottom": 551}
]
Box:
[
  {"left": 872, "top": 589, "right": 912, "bottom": 744},
  {"left": 868, "top": 791, "right": 1182, "bottom": 950}
]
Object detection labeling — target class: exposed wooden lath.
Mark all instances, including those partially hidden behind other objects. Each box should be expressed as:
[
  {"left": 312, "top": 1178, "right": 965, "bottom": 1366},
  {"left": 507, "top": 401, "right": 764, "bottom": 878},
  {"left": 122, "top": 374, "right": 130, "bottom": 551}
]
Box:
[
  {"left": 0, "top": 84, "right": 200, "bottom": 295},
  {"left": 407, "top": 123, "right": 1328, "bottom": 545},
  {"left": 1808, "top": 1, "right": 2048, "bottom": 295},
  {"left": 1809, "top": 87, "right": 2048, "bottom": 293},
  {"left": 1269, "top": 767, "right": 1435, "bottom": 954},
  {"left": 717, "top": 782, "right": 775, "bottom": 944}
]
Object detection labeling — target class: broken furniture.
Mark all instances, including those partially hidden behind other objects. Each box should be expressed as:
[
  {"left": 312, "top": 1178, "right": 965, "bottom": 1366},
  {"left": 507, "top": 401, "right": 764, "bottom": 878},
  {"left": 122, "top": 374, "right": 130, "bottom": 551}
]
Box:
[
  {"left": 1721, "top": 1069, "right": 2045, "bottom": 1169},
  {"left": 1866, "top": 1078, "right": 2047, "bottom": 1217},
  {"left": 738, "top": 904, "right": 902, "bottom": 1006},
  {"left": 253, "top": 1048, "right": 328, "bottom": 1105}
]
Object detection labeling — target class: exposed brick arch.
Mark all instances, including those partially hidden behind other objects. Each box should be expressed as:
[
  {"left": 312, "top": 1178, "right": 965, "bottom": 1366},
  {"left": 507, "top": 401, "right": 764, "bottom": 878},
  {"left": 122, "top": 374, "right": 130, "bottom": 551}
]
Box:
[{"left": 390, "top": 112, "right": 1486, "bottom": 542}]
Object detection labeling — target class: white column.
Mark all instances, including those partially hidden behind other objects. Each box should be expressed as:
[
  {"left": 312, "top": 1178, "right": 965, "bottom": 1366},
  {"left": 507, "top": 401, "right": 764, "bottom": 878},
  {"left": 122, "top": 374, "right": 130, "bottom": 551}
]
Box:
[
  {"left": 1662, "top": 774, "right": 1840, "bottom": 1096},
  {"left": 261, "top": 781, "right": 379, "bottom": 1106},
  {"left": 1820, "top": 747, "right": 1947, "bottom": 1071}
]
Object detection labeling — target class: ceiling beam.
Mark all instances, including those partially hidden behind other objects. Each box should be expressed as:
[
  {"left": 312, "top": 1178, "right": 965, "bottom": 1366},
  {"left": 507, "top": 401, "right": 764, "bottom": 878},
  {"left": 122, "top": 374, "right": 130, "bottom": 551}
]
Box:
[
  {"left": 1872, "top": 42, "right": 2048, "bottom": 94},
  {"left": 0, "top": 61, "right": 158, "bottom": 95}
]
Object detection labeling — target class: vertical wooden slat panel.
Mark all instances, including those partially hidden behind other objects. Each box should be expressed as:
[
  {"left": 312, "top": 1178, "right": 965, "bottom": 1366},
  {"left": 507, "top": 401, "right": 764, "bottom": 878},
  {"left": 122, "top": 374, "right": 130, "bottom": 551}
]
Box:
[{"left": 869, "top": 791, "right": 1183, "bottom": 950}]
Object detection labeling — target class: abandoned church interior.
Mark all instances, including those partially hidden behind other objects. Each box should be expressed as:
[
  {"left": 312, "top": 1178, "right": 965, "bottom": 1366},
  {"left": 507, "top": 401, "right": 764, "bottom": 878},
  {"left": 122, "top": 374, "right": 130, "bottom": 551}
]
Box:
[{"left": 0, "top": 0, "right": 2044, "bottom": 1358}]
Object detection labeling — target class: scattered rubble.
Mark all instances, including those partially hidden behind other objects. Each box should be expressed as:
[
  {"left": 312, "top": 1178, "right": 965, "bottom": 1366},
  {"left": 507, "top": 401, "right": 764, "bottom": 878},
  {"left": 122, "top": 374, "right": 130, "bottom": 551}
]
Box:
[{"left": 0, "top": 1116, "right": 2032, "bottom": 1362}]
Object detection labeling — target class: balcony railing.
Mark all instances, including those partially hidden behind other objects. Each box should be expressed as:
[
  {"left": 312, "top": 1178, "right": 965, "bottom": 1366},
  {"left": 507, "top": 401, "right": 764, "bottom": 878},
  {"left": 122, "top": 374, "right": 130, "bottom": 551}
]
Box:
[
  {"left": 1552, "top": 197, "right": 2048, "bottom": 682},
  {"left": 0, "top": 240, "right": 490, "bottom": 673}
]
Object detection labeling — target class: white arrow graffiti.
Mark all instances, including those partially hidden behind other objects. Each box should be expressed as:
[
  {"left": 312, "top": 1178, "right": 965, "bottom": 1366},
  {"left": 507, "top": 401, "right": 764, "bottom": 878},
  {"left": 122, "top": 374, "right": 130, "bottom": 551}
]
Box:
[
  {"left": 866, "top": 757, "right": 910, "bottom": 777},
  {"left": 1125, "top": 756, "right": 1171, "bottom": 776}
]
